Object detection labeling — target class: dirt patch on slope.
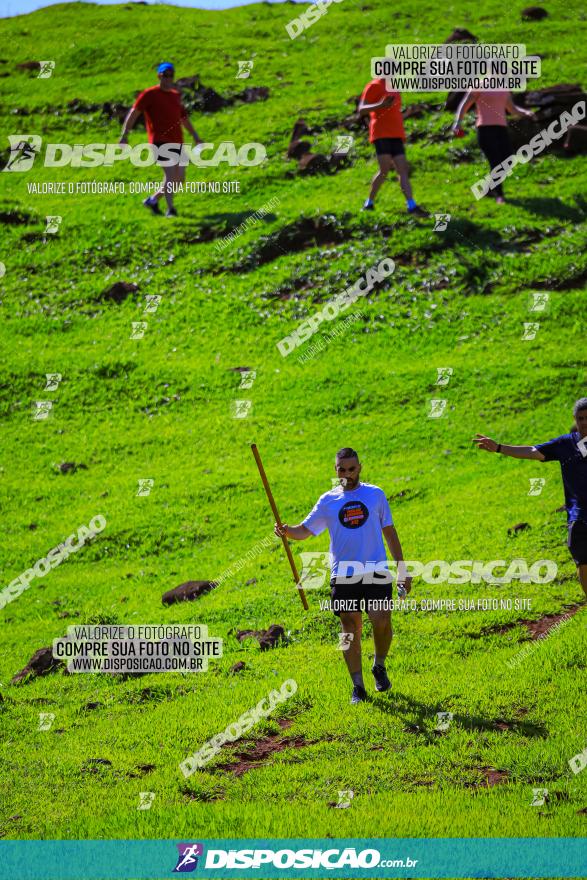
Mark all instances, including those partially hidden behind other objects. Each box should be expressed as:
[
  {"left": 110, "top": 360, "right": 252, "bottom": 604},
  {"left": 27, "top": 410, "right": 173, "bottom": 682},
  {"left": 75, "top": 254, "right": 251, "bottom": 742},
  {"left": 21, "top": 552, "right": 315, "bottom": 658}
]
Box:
[
  {"left": 215, "top": 719, "right": 308, "bottom": 776},
  {"left": 470, "top": 603, "right": 583, "bottom": 640}
]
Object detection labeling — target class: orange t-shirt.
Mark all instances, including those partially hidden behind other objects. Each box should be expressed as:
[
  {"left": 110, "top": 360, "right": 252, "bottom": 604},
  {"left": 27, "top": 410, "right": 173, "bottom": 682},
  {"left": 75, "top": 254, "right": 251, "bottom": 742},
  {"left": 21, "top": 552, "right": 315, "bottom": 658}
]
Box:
[
  {"left": 133, "top": 86, "right": 187, "bottom": 143},
  {"left": 360, "top": 78, "right": 405, "bottom": 142}
]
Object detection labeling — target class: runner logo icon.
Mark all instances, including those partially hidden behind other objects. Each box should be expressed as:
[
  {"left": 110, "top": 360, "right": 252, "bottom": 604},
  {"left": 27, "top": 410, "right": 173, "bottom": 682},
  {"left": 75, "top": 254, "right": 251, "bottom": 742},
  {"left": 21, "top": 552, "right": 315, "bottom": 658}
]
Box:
[{"left": 173, "top": 843, "right": 203, "bottom": 873}]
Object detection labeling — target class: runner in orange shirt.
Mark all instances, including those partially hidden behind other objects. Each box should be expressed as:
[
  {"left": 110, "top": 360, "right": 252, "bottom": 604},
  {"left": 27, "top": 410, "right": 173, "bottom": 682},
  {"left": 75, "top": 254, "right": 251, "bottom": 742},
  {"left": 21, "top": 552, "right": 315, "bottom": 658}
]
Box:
[
  {"left": 119, "top": 62, "right": 202, "bottom": 217},
  {"left": 358, "top": 78, "right": 427, "bottom": 216}
]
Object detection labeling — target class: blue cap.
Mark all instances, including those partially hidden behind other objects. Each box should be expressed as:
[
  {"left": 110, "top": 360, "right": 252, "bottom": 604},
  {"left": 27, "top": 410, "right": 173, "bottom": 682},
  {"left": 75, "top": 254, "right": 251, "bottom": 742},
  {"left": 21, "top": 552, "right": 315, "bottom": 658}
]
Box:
[{"left": 157, "top": 62, "right": 174, "bottom": 75}]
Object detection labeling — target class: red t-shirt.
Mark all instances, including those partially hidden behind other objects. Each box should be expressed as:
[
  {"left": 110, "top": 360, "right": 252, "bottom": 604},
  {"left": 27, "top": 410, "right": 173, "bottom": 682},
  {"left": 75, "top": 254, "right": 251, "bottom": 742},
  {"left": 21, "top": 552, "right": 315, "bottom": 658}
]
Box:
[
  {"left": 133, "top": 86, "right": 187, "bottom": 143},
  {"left": 360, "top": 78, "right": 405, "bottom": 142}
]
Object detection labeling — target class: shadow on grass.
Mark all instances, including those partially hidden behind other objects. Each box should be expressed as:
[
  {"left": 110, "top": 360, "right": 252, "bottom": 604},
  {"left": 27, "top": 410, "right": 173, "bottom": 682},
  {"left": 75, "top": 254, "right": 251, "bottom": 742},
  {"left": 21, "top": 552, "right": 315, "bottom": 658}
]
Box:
[
  {"left": 201, "top": 210, "right": 278, "bottom": 228},
  {"left": 370, "top": 691, "right": 548, "bottom": 740},
  {"left": 506, "top": 197, "right": 586, "bottom": 222},
  {"left": 178, "top": 211, "right": 278, "bottom": 244}
]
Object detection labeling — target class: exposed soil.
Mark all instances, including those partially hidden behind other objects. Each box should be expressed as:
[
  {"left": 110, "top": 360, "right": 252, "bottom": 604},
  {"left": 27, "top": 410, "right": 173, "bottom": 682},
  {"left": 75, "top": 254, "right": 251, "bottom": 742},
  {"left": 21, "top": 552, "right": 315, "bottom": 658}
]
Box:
[
  {"left": 215, "top": 719, "right": 308, "bottom": 777},
  {"left": 466, "top": 767, "right": 510, "bottom": 787},
  {"left": 470, "top": 603, "right": 583, "bottom": 641}
]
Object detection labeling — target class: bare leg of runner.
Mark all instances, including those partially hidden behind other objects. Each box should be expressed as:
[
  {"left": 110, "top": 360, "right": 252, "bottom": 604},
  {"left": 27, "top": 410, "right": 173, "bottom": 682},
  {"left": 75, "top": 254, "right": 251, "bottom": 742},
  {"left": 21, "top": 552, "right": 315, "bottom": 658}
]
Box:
[
  {"left": 167, "top": 161, "right": 185, "bottom": 213},
  {"left": 339, "top": 611, "right": 363, "bottom": 677},
  {"left": 368, "top": 154, "right": 393, "bottom": 203},
  {"left": 392, "top": 154, "right": 413, "bottom": 202},
  {"left": 152, "top": 163, "right": 175, "bottom": 209},
  {"left": 368, "top": 608, "right": 392, "bottom": 662}
]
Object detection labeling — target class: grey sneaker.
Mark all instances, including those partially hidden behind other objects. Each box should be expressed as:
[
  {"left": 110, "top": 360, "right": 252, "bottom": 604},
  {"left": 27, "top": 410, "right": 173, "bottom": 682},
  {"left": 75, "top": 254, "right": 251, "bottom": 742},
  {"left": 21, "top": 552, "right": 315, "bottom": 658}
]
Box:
[
  {"left": 372, "top": 663, "right": 391, "bottom": 692},
  {"left": 351, "top": 684, "right": 368, "bottom": 704}
]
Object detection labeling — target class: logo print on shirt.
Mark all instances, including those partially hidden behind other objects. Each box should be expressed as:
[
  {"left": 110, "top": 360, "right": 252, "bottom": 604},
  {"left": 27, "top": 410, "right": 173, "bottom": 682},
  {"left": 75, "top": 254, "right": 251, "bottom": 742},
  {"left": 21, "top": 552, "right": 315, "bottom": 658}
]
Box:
[{"left": 338, "top": 500, "right": 369, "bottom": 529}]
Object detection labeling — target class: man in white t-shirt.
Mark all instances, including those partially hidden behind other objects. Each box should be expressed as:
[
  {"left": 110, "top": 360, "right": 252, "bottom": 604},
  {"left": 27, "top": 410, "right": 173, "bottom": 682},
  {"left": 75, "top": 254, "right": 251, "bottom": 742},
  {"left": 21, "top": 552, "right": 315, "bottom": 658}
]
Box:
[{"left": 275, "top": 448, "right": 412, "bottom": 704}]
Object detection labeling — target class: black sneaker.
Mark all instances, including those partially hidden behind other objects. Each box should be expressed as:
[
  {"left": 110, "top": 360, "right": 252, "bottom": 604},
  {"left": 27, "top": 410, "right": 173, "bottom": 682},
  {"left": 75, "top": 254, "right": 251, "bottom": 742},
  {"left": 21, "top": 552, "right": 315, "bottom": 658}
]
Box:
[
  {"left": 362, "top": 201, "right": 375, "bottom": 211},
  {"left": 143, "top": 196, "right": 161, "bottom": 215},
  {"left": 372, "top": 664, "right": 391, "bottom": 692},
  {"left": 407, "top": 204, "right": 429, "bottom": 218},
  {"left": 166, "top": 207, "right": 178, "bottom": 217},
  {"left": 351, "top": 684, "right": 368, "bottom": 704}
]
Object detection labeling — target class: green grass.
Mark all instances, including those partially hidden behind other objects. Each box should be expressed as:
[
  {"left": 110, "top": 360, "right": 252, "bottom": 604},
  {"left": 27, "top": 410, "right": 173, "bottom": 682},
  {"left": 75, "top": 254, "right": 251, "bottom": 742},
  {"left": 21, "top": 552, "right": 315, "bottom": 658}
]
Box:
[{"left": 0, "top": 0, "right": 586, "bottom": 859}]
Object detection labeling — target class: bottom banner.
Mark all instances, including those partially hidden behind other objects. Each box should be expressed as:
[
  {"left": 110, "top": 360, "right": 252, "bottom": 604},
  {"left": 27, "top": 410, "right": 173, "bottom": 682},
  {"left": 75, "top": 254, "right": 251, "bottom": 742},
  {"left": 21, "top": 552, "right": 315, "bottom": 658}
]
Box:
[{"left": 0, "top": 838, "right": 585, "bottom": 879}]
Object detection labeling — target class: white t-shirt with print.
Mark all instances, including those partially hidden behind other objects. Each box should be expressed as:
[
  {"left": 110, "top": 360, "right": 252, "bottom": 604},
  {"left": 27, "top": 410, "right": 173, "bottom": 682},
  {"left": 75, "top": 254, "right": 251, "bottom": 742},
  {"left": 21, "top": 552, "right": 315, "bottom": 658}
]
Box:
[{"left": 302, "top": 482, "right": 393, "bottom": 578}]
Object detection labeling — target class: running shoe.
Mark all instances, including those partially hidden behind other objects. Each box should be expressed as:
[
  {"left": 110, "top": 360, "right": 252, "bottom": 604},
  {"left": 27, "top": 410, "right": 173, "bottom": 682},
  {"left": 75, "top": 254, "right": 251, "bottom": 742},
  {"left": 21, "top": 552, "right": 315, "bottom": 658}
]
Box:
[
  {"left": 143, "top": 196, "right": 161, "bottom": 215},
  {"left": 351, "top": 684, "right": 368, "bottom": 704},
  {"left": 407, "top": 204, "right": 429, "bottom": 217},
  {"left": 362, "top": 200, "right": 375, "bottom": 211},
  {"left": 371, "top": 663, "right": 391, "bottom": 692},
  {"left": 166, "top": 207, "right": 178, "bottom": 217}
]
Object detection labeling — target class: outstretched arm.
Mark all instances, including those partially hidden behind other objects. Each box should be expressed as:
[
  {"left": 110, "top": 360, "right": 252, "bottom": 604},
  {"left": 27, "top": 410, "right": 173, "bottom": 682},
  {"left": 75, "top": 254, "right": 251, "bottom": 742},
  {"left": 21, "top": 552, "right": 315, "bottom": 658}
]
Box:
[
  {"left": 274, "top": 523, "right": 313, "bottom": 540},
  {"left": 474, "top": 434, "right": 545, "bottom": 460},
  {"left": 506, "top": 93, "right": 534, "bottom": 119}
]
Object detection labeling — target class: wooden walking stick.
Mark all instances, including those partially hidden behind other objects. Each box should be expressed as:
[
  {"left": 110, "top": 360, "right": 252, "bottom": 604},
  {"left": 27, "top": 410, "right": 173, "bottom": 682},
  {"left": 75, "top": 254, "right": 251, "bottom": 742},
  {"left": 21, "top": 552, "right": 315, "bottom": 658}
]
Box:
[{"left": 251, "top": 443, "right": 309, "bottom": 611}]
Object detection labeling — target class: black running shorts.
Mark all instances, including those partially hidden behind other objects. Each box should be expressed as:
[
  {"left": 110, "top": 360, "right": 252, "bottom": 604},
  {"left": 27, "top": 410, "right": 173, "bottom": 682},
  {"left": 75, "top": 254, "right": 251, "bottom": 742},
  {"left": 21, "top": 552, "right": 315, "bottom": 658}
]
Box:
[
  {"left": 373, "top": 137, "right": 405, "bottom": 157},
  {"left": 330, "top": 576, "right": 392, "bottom": 616},
  {"left": 568, "top": 519, "right": 587, "bottom": 565},
  {"left": 151, "top": 142, "right": 184, "bottom": 162}
]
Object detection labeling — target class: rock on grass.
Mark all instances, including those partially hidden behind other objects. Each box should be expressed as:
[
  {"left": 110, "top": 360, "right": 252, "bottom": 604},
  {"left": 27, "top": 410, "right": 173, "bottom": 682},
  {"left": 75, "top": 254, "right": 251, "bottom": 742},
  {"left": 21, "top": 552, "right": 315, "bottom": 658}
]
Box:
[
  {"left": 11, "top": 647, "right": 63, "bottom": 685},
  {"left": 236, "top": 624, "right": 285, "bottom": 650},
  {"left": 162, "top": 580, "right": 216, "bottom": 605}
]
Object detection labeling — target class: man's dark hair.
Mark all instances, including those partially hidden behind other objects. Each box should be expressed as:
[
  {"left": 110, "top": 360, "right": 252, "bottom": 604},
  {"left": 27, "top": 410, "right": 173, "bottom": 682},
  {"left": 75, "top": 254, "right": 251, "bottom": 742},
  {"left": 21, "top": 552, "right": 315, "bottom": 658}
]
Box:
[
  {"left": 573, "top": 397, "right": 587, "bottom": 417},
  {"left": 336, "top": 447, "right": 359, "bottom": 461}
]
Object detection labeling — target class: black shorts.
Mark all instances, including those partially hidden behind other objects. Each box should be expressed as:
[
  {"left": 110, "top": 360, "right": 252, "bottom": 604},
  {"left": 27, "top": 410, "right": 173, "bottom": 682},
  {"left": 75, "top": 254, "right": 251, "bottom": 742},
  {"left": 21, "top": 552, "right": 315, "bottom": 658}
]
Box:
[
  {"left": 568, "top": 519, "right": 587, "bottom": 565},
  {"left": 151, "top": 142, "right": 184, "bottom": 161},
  {"left": 373, "top": 138, "right": 405, "bottom": 157},
  {"left": 330, "top": 576, "right": 392, "bottom": 617}
]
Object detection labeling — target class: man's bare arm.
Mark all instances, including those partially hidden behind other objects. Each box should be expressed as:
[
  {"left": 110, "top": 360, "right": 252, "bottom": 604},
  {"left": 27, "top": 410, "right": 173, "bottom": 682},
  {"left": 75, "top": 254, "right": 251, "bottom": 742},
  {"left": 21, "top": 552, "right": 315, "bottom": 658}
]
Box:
[
  {"left": 274, "top": 523, "right": 313, "bottom": 540},
  {"left": 358, "top": 94, "right": 394, "bottom": 117},
  {"left": 182, "top": 115, "right": 201, "bottom": 143},
  {"left": 120, "top": 108, "right": 140, "bottom": 143},
  {"left": 382, "top": 524, "right": 412, "bottom": 592},
  {"left": 474, "top": 434, "right": 545, "bottom": 460},
  {"left": 453, "top": 90, "right": 475, "bottom": 127},
  {"left": 505, "top": 94, "right": 534, "bottom": 118}
]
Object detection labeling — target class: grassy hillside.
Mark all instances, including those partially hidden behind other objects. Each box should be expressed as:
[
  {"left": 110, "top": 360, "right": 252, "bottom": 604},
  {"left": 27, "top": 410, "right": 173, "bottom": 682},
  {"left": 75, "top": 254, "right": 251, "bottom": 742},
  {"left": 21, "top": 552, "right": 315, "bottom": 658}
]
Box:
[{"left": 0, "top": 0, "right": 586, "bottom": 854}]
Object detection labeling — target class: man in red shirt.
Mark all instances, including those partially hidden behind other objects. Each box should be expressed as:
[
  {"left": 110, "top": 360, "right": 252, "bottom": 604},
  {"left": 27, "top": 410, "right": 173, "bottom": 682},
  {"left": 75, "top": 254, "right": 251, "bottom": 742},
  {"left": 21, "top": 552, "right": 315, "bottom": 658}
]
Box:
[
  {"left": 358, "top": 78, "right": 427, "bottom": 216},
  {"left": 120, "top": 62, "right": 202, "bottom": 217}
]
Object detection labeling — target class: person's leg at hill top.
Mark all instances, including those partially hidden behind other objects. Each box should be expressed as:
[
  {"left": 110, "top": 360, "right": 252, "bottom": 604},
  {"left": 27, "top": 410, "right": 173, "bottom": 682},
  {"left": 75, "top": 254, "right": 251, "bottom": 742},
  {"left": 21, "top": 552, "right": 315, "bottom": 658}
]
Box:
[
  {"left": 392, "top": 154, "right": 414, "bottom": 203},
  {"left": 366, "top": 153, "right": 393, "bottom": 207},
  {"left": 339, "top": 611, "right": 367, "bottom": 703},
  {"left": 368, "top": 607, "right": 392, "bottom": 691},
  {"left": 151, "top": 152, "right": 185, "bottom": 215},
  {"left": 364, "top": 151, "right": 426, "bottom": 215},
  {"left": 477, "top": 125, "right": 512, "bottom": 201}
]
